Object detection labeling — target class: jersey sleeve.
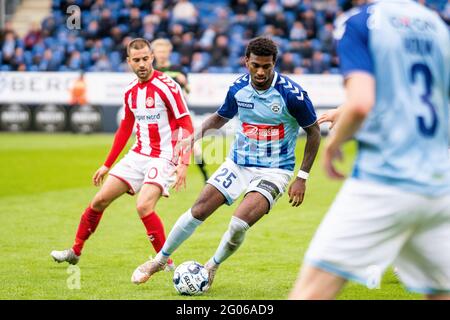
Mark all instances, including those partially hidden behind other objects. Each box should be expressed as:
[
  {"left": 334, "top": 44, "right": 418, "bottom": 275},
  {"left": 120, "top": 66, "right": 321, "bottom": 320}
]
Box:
[
  {"left": 216, "top": 88, "right": 238, "bottom": 119},
  {"left": 286, "top": 90, "right": 317, "bottom": 128},
  {"left": 103, "top": 95, "right": 135, "bottom": 168},
  {"left": 335, "top": 6, "right": 374, "bottom": 77},
  {"left": 175, "top": 115, "right": 194, "bottom": 165}
]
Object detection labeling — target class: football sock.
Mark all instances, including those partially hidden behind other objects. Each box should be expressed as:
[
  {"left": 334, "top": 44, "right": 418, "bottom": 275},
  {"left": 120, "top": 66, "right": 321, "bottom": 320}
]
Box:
[
  {"left": 212, "top": 216, "right": 249, "bottom": 264},
  {"left": 72, "top": 207, "right": 104, "bottom": 256},
  {"left": 156, "top": 209, "right": 202, "bottom": 264},
  {"left": 140, "top": 211, "right": 172, "bottom": 264}
]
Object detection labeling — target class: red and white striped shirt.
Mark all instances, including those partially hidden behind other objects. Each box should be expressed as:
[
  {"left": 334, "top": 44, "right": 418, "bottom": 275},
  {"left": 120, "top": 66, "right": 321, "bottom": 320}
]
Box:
[{"left": 104, "top": 70, "right": 193, "bottom": 168}]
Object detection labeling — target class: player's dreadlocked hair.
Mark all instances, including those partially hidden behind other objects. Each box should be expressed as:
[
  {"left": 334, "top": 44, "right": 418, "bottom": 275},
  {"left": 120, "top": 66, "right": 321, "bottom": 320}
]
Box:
[
  {"left": 245, "top": 37, "right": 278, "bottom": 62},
  {"left": 127, "top": 38, "right": 152, "bottom": 56}
]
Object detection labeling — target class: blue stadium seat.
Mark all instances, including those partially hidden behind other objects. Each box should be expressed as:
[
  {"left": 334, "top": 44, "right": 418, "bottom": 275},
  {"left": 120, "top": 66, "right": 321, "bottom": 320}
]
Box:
[
  {"left": 44, "top": 37, "right": 56, "bottom": 48},
  {"left": 53, "top": 50, "right": 65, "bottom": 65},
  {"left": 109, "top": 51, "right": 122, "bottom": 67},
  {"left": 170, "top": 51, "right": 181, "bottom": 65},
  {"left": 201, "top": 52, "right": 211, "bottom": 66},
  {"left": 291, "top": 53, "right": 302, "bottom": 66},
  {"left": 102, "top": 37, "right": 114, "bottom": 51},
  {"left": 208, "top": 66, "right": 234, "bottom": 73},
  {"left": 330, "top": 67, "right": 340, "bottom": 74},
  {"left": 81, "top": 51, "right": 92, "bottom": 67},
  {"left": 322, "top": 52, "right": 331, "bottom": 66},
  {"left": 52, "top": 0, "right": 60, "bottom": 11},
  {"left": 23, "top": 51, "right": 33, "bottom": 66},
  {"left": 284, "top": 11, "right": 296, "bottom": 29}
]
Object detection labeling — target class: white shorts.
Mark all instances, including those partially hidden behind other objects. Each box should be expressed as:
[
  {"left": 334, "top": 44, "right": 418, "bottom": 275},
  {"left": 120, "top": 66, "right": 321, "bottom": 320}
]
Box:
[
  {"left": 207, "top": 158, "right": 293, "bottom": 210},
  {"left": 108, "top": 151, "right": 176, "bottom": 197},
  {"left": 305, "top": 179, "right": 450, "bottom": 294}
]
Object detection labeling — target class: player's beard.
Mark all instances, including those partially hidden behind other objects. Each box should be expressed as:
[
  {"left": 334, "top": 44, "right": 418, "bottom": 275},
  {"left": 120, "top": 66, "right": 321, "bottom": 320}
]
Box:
[
  {"left": 252, "top": 73, "right": 274, "bottom": 90},
  {"left": 136, "top": 68, "right": 151, "bottom": 81}
]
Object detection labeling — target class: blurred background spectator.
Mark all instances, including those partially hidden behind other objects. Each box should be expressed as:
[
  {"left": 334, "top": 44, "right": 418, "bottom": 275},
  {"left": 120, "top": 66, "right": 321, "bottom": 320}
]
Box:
[{"left": 70, "top": 72, "right": 88, "bottom": 105}]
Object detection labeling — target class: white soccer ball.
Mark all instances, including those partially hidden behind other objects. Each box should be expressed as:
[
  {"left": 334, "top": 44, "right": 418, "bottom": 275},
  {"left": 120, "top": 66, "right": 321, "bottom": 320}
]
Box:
[{"left": 173, "top": 261, "right": 209, "bottom": 296}]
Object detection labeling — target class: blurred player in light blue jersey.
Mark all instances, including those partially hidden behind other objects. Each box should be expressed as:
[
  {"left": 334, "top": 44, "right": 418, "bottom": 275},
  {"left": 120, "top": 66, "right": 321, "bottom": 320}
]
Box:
[
  {"left": 290, "top": 0, "right": 450, "bottom": 300},
  {"left": 131, "top": 37, "right": 321, "bottom": 287}
]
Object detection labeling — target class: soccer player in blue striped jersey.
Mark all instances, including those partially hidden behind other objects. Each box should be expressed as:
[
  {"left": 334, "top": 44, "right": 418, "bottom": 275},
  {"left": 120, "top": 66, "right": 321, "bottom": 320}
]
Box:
[
  {"left": 131, "top": 37, "right": 321, "bottom": 287},
  {"left": 290, "top": 0, "right": 450, "bottom": 300}
]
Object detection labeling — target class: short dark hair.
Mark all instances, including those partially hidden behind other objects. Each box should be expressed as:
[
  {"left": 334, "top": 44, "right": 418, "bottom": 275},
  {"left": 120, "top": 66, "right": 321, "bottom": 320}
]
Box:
[
  {"left": 245, "top": 37, "right": 278, "bottom": 62},
  {"left": 127, "top": 38, "right": 151, "bottom": 56}
]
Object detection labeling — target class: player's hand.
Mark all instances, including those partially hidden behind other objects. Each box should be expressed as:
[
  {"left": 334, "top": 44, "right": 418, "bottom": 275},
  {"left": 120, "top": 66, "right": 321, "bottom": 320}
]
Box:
[
  {"left": 288, "top": 178, "right": 306, "bottom": 207},
  {"left": 323, "top": 139, "right": 345, "bottom": 180},
  {"left": 318, "top": 109, "right": 340, "bottom": 129},
  {"left": 92, "top": 165, "right": 109, "bottom": 186},
  {"left": 174, "top": 136, "right": 194, "bottom": 157},
  {"left": 172, "top": 163, "right": 188, "bottom": 192}
]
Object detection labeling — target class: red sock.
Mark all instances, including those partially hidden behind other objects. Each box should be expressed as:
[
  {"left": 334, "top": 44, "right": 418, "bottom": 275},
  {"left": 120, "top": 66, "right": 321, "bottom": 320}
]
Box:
[
  {"left": 141, "top": 212, "right": 172, "bottom": 264},
  {"left": 72, "top": 207, "right": 104, "bottom": 256}
]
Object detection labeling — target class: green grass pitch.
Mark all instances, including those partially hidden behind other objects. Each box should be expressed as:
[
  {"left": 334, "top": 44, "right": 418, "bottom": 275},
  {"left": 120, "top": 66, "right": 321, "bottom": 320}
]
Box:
[{"left": 0, "top": 133, "right": 421, "bottom": 300}]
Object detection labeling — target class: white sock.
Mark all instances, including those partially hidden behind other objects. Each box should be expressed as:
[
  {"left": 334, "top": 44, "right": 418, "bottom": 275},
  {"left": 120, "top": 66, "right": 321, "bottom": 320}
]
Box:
[
  {"left": 211, "top": 216, "right": 249, "bottom": 265},
  {"left": 156, "top": 209, "right": 202, "bottom": 264}
]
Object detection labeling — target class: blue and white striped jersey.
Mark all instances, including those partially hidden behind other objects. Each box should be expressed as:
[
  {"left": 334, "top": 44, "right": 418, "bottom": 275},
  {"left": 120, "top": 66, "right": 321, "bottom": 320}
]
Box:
[
  {"left": 217, "top": 72, "right": 317, "bottom": 171},
  {"left": 335, "top": 0, "right": 450, "bottom": 196}
]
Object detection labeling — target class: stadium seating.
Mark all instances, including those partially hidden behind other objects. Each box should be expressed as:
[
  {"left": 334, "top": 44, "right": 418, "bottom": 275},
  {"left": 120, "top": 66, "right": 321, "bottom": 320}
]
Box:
[{"left": 1, "top": 0, "right": 448, "bottom": 74}]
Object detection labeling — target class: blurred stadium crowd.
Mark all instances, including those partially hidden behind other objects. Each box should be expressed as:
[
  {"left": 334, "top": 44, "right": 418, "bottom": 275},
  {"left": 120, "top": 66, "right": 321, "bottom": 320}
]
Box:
[{"left": 1, "top": 0, "right": 449, "bottom": 74}]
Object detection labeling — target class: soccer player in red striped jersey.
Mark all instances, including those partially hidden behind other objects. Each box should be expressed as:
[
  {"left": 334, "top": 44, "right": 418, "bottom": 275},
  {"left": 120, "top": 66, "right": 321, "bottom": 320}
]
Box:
[
  {"left": 152, "top": 38, "right": 209, "bottom": 183},
  {"left": 51, "top": 38, "right": 194, "bottom": 269}
]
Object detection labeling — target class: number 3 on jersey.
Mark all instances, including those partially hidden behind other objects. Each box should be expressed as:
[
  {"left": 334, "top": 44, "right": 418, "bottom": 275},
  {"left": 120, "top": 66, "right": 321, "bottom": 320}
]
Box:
[
  {"left": 410, "top": 63, "right": 438, "bottom": 137},
  {"left": 214, "top": 168, "right": 237, "bottom": 189}
]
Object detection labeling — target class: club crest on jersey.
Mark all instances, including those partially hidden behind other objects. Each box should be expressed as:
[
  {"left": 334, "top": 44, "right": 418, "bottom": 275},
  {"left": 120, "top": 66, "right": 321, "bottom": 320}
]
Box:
[
  {"left": 146, "top": 97, "right": 154, "bottom": 108},
  {"left": 271, "top": 104, "right": 281, "bottom": 114}
]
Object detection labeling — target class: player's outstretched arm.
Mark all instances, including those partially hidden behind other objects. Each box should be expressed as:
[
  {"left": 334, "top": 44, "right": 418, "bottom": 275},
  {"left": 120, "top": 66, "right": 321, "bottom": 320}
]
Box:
[
  {"left": 323, "top": 73, "right": 375, "bottom": 179},
  {"left": 176, "top": 113, "right": 230, "bottom": 153},
  {"left": 102, "top": 101, "right": 135, "bottom": 171},
  {"left": 195, "top": 113, "right": 230, "bottom": 141},
  {"left": 288, "top": 122, "right": 321, "bottom": 207}
]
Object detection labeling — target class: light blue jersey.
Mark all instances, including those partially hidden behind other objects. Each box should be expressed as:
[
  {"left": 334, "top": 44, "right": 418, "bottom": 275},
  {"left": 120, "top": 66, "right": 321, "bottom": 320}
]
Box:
[
  {"left": 336, "top": 0, "right": 450, "bottom": 196},
  {"left": 217, "top": 72, "right": 317, "bottom": 171}
]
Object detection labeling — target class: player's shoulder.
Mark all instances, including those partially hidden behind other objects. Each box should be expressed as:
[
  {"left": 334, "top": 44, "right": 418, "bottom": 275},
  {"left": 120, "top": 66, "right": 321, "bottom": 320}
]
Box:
[
  {"left": 274, "top": 73, "right": 305, "bottom": 102},
  {"left": 333, "top": 4, "right": 373, "bottom": 41},
  {"left": 124, "top": 78, "right": 139, "bottom": 95},
  {"left": 155, "top": 70, "right": 176, "bottom": 84},
  {"left": 228, "top": 73, "right": 250, "bottom": 94},
  {"left": 152, "top": 70, "right": 182, "bottom": 95}
]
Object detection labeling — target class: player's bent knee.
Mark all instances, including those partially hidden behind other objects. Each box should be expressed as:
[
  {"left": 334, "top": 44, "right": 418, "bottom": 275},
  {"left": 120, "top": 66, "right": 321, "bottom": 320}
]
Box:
[
  {"left": 190, "top": 204, "right": 209, "bottom": 221},
  {"left": 91, "top": 194, "right": 112, "bottom": 211},
  {"left": 136, "top": 202, "right": 155, "bottom": 216},
  {"left": 191, "top": 197, "right": 216, "bottom": 220}
]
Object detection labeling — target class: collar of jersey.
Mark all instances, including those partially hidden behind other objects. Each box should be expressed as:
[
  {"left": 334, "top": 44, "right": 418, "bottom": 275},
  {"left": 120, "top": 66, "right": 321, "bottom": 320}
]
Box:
[
  {"left": 137, "top": 70, "right": 157, "bottom": 88},
  {"left": 250, "top": 71, "right": 278, "bottom": 94}
]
